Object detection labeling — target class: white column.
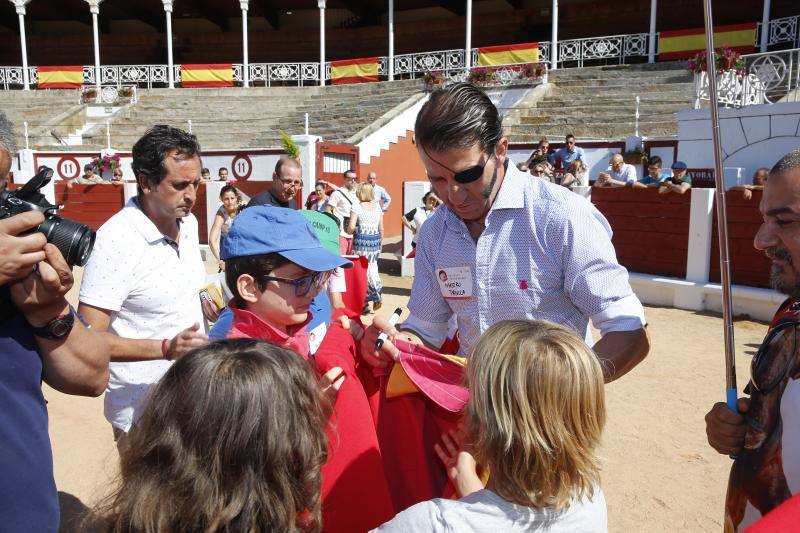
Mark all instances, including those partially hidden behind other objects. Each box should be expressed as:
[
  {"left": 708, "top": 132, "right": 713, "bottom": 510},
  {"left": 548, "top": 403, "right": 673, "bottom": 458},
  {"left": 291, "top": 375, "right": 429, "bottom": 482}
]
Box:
[
  {"left": 551, "top": 0, "right": 558, "bottom": 70},
  {"left": 85, "top": 0, "right": 103, "bottom": 90},
  {"left": 760, "top": 0, "right": 771, "bottom": 52},
  {"left": 241, "top": 0, "right": 249, "bottom": 87},
  {"left": 319, "top": 0, "right": 326, "bottom": 86},
  {"left": 388, "top": 0, "right": 394, "bottom": 80},
  {"left": 11, "top": 1, "right": 31, "bottom": 90},
  {"left": 163, "top": 0, "right": 175, "bottom": 88},
  {"left": 648, "top": 0, "right": 657, "bottom": 63},
  {"left": 465, "top": 0, "right": 472, "bottom": 70}
]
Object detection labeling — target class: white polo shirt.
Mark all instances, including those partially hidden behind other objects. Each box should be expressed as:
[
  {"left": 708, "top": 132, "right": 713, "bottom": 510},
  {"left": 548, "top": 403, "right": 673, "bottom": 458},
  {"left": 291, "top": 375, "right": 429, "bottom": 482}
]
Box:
[
  {"left": 328, "top": 188, "right": 358, "bottom": 238},
  {"left": 79, "top": 198, "right": 206, "bottom": 432},
  {"left": 404, "top": 161, "right": 646, "bottom": 354}
]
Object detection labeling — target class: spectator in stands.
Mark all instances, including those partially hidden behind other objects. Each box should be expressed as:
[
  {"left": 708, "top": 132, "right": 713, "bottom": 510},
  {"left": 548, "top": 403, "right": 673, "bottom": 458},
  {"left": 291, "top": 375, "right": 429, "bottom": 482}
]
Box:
[
  {"left": 375, "top": 320, "right": 608, "bottom": 532},
  {"left": 307, "top": 181, "right": 330, "bottom": 211},
  {"left": 595, "top": 153, "right": 638, "bottom": 188},
  {"left": 66, "top": 163, "right": 103, "bottom": 188},
  {"left": 516, "top": 162, "right": 530, "bottom": 173},
  {"left": 525, "top": 137, "right": 551, "bottom": 168},
  {"left": 348, "top": 183, "right": 384, "bottom": 313},
  {"left": 734, "top": 167, "right": 769, "bottom": 200},
  {"left": 367, "top": 171, "right": 392, "bottom": 212},
  {"left": 326, "top": 169, "right": 359, "bottom": 255},
  {"left": 247, "top": 157, "right": 303, "bottom": 209},
  {"left": 402, "top": 191, "right": 441, "bottom": 249},
  {"left": 200, "top": 167, "right": 212, "bottom": 182},
  {"left": 635, "top": 155, "right": 671, "bottom": 188},
  {"left": 78, "top": 125, "right": 210, "bottom": 445},
  {"left": 0, "top": 110, "right": 109, "bottom": 532},
  {"left": 111, "top": 167, "right": 124, "bottom": 184},
  {"left": 93, "top": 339, "right": 335, "bottom": 533},
  {"left": 209, "top": 184, "right": 242, "bottom": 272},
  {"left": 550, "top": 134, "right": 585, "bottom": 170},
  {"left": 658, "top": 161, "right": 692, "bottom": 195},
  {"left": 217, "top": 167, "right": 229, "bottom": 182},
  {"left": 561, "top": 160, "right": 589, "bottom": 188}
]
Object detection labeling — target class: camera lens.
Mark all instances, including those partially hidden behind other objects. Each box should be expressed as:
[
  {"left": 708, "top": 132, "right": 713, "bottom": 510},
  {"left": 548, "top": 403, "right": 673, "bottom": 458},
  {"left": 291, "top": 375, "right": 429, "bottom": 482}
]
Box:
[{"left": 37, "top": 216, "right": 96, "bottom": 267}]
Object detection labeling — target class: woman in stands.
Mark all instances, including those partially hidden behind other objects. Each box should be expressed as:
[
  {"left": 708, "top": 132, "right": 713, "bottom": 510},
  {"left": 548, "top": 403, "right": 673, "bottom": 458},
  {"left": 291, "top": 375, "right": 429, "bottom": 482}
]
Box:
[
  {"left": 209, "top": 184, "right": 243, "bottom": 272},
  {"left": 307, "top": 181, "right": 331, "bottom": 211},
  {"left": 347, "top": 183, "right": 384, "bottom": 313},
  {"left": 93, "top": 339, "right": 335, "bottom": 532},
  {"left": 375, "top": 319, "right": 608, "bottom": 533},
  {"left": 561, "top": 160, "right": 589, "bottom": 188}
]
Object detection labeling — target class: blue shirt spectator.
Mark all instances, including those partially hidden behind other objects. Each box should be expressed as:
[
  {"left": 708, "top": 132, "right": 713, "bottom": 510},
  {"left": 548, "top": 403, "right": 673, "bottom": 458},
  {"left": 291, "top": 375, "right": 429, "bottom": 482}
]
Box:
[{"left": 550, "top": 135, "right": 585, "bottom": 169}]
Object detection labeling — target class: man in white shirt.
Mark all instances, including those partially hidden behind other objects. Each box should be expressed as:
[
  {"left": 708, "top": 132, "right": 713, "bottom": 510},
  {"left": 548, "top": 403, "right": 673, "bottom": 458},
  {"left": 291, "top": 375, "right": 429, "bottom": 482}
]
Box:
[
  {"left": 326, "top": 169, "right": 359, "bottom": 255},
  {"left": 705, "top": 149, "right": 800, "bottom": 530},
  {"left": 78, "top": 125, "right": 209, "bottom": 438},
  {"left": 368, "top": 171, "right": 392, "bottom": 212},
  {"left": 363, "top": 83, "right": 650, "bottom": 383},
  {"left": 595, "top": 153, "right": 638, "bottom": 188}
]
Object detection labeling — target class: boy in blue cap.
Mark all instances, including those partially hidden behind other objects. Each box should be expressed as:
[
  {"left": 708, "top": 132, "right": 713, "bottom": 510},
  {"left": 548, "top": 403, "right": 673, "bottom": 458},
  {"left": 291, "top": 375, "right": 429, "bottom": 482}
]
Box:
[
  {"left": 658, "top": 161, "right": 692, "bottom": 194},
  {"left": 220, "top": 205, "right": 394, "bottom": 533}
]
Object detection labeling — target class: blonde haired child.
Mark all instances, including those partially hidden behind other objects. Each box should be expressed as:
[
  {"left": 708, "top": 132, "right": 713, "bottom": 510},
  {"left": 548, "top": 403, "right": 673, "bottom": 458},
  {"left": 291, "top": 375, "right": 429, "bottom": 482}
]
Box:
[{"left": 374, "top": 319, "right": 608, "bottom": 532}]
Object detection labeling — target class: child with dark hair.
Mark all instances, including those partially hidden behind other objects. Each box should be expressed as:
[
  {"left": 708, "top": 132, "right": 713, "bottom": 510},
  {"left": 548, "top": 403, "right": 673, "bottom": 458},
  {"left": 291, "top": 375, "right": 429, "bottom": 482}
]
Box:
[
  {"left": 95, "top": 339, "right": 338, "bottom": 532},
  {"left": 222, "top": 205, "right": 394, "bottom": 533}
]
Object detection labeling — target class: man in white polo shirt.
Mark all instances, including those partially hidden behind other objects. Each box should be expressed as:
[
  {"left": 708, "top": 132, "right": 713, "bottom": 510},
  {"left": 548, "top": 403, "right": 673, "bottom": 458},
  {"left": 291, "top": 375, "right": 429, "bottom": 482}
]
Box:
[
  {"left": 326, "top": 169, "right": 359, "bottom": 255},
  {"left": 78, "top": 125, "right": 208, "bottom": 438}
]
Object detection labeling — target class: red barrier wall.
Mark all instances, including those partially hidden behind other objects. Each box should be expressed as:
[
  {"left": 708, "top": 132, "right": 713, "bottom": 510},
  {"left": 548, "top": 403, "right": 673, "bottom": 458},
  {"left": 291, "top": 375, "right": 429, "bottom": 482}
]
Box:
[
  {"left": 53, "top": 182, "right": 124, "bottom": 231},
  {"left": 591, "top": 187, "right": 690, "bottom": 278},
  {"left": 709, "top": 190, "right": 771, "bottom": 288}
]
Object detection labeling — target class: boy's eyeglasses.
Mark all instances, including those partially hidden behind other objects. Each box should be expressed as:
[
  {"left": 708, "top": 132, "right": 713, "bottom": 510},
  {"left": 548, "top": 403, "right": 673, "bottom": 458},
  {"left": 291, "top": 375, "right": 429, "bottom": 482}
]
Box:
[{"left": 257, "top": 271, "right": 332, "bottom": 297}]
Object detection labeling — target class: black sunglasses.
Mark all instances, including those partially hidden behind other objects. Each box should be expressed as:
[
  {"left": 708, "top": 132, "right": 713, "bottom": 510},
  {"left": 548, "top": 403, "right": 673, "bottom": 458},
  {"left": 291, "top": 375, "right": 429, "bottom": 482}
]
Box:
[
  {"left": 257, "top": 271, "right": 332, "bottom": 297},
  {"left": 422, "top": 146, "right": 494, "bottom": 184}
]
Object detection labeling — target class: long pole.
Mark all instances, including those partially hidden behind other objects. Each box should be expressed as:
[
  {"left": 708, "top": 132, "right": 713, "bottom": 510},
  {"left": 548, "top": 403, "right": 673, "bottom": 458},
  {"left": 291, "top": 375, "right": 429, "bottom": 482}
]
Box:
[
  {"left": 164, "top": 1, "right": 175, "bottom": 89},
  {"left": 465, "top": 0, "right": 472, "bottom": 70},
  {"left": 388, "top": 0, "right": 394, "bottom": 81},
  {"left": 15, "top": 3, "right": 30, "bottom": 91},
  {"left": 702, "top": 0, "right": 737, "bottom": 412},
  {"left": 319, "top": 3, "right": 326, "bottom": 86},
  {"left": 241, "top": 1, "right": 250, "bottom": 87},
  {"left": 91, "top": 9, "right": 102, "bottom": 90},
  {"left": 760, "top": 0, "right": 771, "bottom": 52},
  {"left": 648, "top": 0, "right": 657, "bottom": 63},
  {"left": 551, "top": 0, "right": 558, "bottom": 70}
]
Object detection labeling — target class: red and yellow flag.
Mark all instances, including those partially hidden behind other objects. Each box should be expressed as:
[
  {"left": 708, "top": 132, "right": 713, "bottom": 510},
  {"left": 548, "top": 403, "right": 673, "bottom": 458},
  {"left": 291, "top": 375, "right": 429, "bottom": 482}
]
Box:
[
  {"left": 181, "top": 64, "right": 234, "bottom": 87},
  {"left": 331, "top": 57, "right": 379, "bottom": 85},
  {"left": 38, "top": 66, "right": 84, "bottom": 89},
  {"left": 659, "top": 23, "right": 757, "bottom": 60},
  {"left": 477, "top": 42, "right": 540, "bottom": 66}
]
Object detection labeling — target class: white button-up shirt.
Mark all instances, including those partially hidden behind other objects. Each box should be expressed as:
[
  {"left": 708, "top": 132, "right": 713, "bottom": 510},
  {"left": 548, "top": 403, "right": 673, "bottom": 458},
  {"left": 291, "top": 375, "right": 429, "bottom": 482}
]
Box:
[
  {"left": 405, "top": 161, "right": 646, "bottom": 355},
  {"left": 371, "top": 183, "right": 392, "bottom": 211},
  {"left": 79, "top": 198, "right": 206, "bottom": 432}
]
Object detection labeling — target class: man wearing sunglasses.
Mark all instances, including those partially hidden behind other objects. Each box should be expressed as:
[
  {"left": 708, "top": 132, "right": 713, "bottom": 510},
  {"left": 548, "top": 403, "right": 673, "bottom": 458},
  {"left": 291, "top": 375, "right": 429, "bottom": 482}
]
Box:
[
  {"left": 363, "top": 83, "right": 649, "bottom": 384},
  {"left": 550, "top": 133, "right": 585, "bottom": 170},
  {"left": 248, "top": 157, "right": 303, "bottom": 209},
  {"left": 705, "top": 149, "right": 800, "bottom": 529}
]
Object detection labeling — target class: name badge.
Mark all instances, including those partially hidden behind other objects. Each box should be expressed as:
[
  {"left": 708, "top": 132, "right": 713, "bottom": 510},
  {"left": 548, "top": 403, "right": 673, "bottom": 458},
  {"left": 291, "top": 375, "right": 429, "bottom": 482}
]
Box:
[
  {"left": 308, "top": 322, "right": 327, "bottom": 356},
  {"left": 436, "top": 266, "right": 473, "bottom": 300}
]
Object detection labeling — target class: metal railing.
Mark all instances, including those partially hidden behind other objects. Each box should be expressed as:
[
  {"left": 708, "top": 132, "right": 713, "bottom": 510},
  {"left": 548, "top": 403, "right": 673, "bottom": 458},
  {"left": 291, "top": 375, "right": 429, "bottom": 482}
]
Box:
[
  {"left": 693, "top": 47, "right": 800, "bottom": 108},
  {"left": 758, "top": 15, "right": 800, "bottom": 48}
]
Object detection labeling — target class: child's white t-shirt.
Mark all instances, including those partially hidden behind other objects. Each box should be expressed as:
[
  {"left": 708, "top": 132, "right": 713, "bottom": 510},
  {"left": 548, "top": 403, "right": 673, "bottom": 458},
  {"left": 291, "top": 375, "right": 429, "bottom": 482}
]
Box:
[{"left": 372, "top": 488, "right": 607, "bottom": 533}]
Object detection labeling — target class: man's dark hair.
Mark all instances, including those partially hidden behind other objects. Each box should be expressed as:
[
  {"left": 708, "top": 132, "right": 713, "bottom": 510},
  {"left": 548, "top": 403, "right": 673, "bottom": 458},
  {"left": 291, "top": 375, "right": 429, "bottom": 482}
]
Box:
[
  {"left": 565, "top": 134, "right": 576, "bottom": 141},
  {"left": 342, "top": 169, "right": 356, "bottom": 178},
  {"left": 770, "top": 148, "right": 800, "bottom": 177},
  {"left": 131, "top": 125, "right": 201, "bottom": 191},
  {"left": 218, "top": 167, "right": 228, "bottom": 173},
  {"left": 648, "top": 156, "right": 663, "bottom": 168},
  {"left": 201, "top": 167, "right": 210, "bottom": 174},
  {"left": 414, "top": 82, "right": 502, "bottom": 154},
  {"left": 225, "top": 253, "right": 290, "bottom": 307},
  {"left": 274, "top": 157, "right": 302, "bottom": 177}
]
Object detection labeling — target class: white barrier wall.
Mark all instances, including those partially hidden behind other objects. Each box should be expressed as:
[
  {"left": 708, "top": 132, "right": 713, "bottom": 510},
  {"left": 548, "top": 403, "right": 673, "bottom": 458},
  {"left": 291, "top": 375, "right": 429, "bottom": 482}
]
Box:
[{"left": 677, "top": 101, "right": 800, "bottom": 180}]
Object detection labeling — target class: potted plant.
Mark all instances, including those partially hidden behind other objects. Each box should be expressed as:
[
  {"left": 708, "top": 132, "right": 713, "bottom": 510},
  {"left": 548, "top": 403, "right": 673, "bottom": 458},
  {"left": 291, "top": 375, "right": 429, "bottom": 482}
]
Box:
[
  {"left": 422, "top": 70, "right": 446, "bottom": 90},
  {"left": 280, "top": 131, "right": 300, "bottom": 160},
  {"left": 622, "top": 146, "right": 647, "bottom": 165},
  {"left": 117, "top": 86, "right": 134, "bottom": 98},
  {"left": 90, "top": 153, "right": 121, "bottom": 179},
  {"left": 687, "top": 45, "right": 745, "bottom": 75}
]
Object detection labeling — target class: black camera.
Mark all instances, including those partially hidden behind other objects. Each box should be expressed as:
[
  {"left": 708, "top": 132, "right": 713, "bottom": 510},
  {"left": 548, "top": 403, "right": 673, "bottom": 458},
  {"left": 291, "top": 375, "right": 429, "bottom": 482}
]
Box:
[{"left": 0, "top": 166, "right": 95, "bottom": 267}]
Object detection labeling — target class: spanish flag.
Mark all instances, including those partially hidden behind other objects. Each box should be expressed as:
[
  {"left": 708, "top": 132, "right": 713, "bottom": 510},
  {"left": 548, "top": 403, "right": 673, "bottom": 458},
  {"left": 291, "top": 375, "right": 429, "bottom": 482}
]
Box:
[
  {"left": 659, "top": 23, "right": 757, "bottom": 60},
  {"left": 38, "top": 66, "right": 83, "bottom": 89},
  {"left": 331, "top": 57, "right": 379, "bottom": 85},
  {"left": 181, "top": 64, "right": 234, "bottom": 87},
  {"left": 478, "top": 42, "right": 540, "bottom": 66}
]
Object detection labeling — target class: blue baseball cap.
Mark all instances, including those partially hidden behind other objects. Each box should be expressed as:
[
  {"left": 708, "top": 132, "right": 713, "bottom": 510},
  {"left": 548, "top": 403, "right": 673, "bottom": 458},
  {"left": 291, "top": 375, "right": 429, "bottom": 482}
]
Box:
[
  {"left": 221, "top": 206, "right": 352, "bottom": 271},
  {"left": 671, "top": 160, "right": 688, "bottom": 170}
]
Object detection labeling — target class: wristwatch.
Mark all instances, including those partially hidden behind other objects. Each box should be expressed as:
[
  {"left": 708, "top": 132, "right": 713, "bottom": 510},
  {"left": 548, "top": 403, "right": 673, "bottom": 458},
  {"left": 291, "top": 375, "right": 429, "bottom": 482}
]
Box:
[{"left": 28, "top": 306, "right": 76, "bottom": 340}]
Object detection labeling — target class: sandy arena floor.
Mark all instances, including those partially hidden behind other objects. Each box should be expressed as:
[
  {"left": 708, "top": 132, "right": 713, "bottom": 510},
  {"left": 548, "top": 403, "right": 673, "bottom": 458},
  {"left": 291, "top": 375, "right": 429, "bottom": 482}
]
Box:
[{"left": 50, "top": 266, "right": 768, "bottom": 532}]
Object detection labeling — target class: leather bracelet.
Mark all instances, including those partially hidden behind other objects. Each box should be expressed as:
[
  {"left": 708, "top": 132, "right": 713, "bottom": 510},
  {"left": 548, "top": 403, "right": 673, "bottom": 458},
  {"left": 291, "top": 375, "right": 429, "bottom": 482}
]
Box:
[{"left": 161, "top": 338, "right": 170, "bottom": 360}]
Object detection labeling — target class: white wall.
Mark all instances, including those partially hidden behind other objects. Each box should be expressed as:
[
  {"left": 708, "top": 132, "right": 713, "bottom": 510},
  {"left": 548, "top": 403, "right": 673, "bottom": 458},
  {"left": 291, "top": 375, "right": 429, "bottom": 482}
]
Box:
[{"left": 677, "top": 101, "right": 800, "bottom": 181}]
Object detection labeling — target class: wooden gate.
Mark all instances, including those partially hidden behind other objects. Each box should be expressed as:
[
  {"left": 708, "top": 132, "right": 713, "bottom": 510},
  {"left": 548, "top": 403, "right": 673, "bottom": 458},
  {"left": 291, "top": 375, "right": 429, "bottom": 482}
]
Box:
[{"left": 316, "top": 142, "right": 360, "bottom": 185}]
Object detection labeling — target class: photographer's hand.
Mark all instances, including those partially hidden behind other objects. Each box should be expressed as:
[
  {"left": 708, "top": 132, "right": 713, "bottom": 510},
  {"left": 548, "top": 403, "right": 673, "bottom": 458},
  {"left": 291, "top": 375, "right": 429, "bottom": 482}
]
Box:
[
  {"left": 0, "top": 211, "right": 48, "bottom": 286},
  {"left": 10, "top": 243, "right": 73, "bottom": 326}
]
